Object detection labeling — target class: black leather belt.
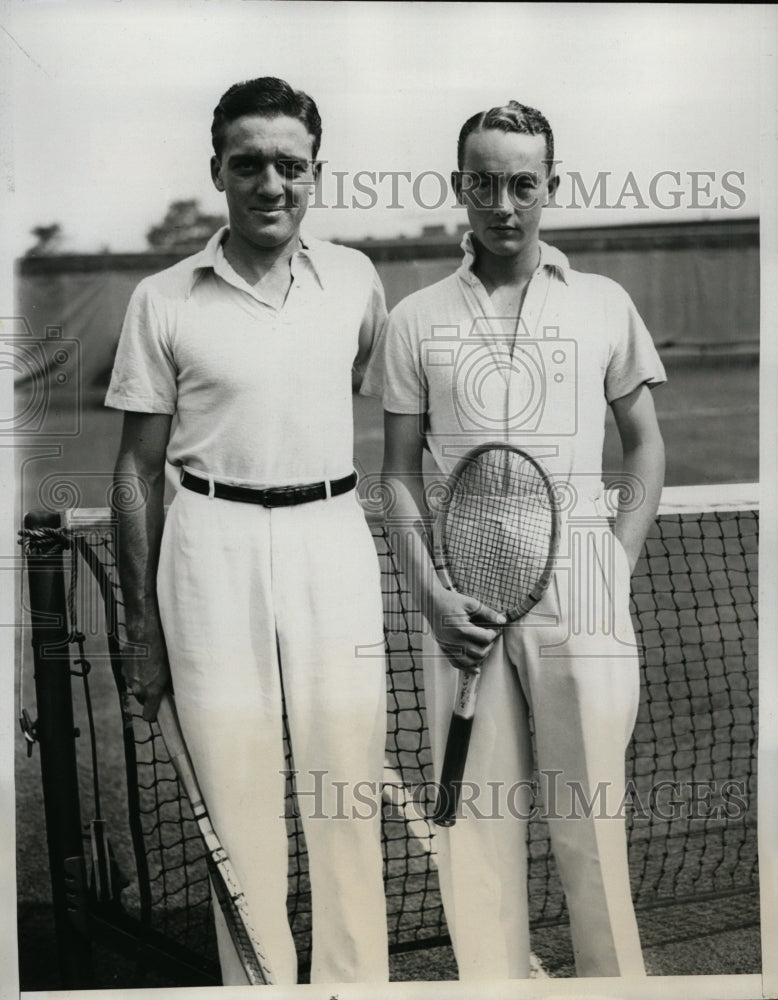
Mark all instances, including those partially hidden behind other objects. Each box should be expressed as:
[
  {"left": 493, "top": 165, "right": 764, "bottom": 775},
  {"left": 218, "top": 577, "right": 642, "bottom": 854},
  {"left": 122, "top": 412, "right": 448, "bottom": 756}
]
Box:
[{"left": 180, "top": 469, "right": 358, "bottom": 507}]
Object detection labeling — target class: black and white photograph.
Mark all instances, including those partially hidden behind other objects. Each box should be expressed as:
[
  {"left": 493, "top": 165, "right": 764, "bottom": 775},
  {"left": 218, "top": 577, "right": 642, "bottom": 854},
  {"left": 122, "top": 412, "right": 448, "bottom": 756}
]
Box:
[{"left": 1, "top": 2, "right": 776, "bottom": 998}]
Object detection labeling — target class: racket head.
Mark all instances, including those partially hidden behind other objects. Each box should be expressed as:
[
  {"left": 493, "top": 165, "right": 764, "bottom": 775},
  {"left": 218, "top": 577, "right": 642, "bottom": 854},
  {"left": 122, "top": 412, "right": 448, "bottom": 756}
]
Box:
[
  {"left": 206, "top": 855, "right": 274, "bottom": 985},
  {"left": 433, "top": 443, "right": 560, "bottom": 620}
]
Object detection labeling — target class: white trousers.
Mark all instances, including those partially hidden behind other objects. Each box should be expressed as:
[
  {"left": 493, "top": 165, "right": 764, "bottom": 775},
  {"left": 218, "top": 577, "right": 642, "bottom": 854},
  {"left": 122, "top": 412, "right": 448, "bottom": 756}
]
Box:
[
  {"left": 157, "top": 487, "right": 389, "bottom": 985},
  {"left": 424, "top": 514, "right": 645, "bottom": 980}
]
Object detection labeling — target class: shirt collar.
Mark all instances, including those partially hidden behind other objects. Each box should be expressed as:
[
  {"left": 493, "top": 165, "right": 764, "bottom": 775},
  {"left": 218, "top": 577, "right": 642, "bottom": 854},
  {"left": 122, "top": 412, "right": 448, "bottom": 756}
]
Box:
[
  {"left": 188, "top": 225, "right": 325, "bottom": 295},
  {"left": 293, "top": 234, "right": 325, "bottom": 288},
  {"left": 457, "top": 230, "right": 570, "bottom": 286}
]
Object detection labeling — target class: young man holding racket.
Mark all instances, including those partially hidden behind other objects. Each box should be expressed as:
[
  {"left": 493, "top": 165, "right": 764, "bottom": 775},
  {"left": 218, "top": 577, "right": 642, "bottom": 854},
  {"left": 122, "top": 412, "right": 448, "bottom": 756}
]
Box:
[
  {"left": 106, "top": 77, "right": 389, "bottom": 985},
  {"left": 370, "top": 101, "right": 666, "bottom": 979}
]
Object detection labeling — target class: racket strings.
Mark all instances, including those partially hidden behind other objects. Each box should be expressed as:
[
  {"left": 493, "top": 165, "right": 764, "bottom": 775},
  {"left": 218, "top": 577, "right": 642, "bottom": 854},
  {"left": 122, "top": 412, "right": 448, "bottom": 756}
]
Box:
[{"left": 444, "top": 450, "right": 556, "bottom": 614}]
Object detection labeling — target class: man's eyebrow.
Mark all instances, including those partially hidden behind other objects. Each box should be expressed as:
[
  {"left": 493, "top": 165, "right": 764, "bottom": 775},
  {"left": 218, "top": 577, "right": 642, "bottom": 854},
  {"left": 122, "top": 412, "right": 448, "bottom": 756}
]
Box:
[
  {"left": 226, "top": 152, "right": 311, "bottom": 165},
  {"left": 226, "top": 152, "right": 263, "bottom": 164},
  {"left": 460, "top": 169, "right": 539, "bottom": 178}
]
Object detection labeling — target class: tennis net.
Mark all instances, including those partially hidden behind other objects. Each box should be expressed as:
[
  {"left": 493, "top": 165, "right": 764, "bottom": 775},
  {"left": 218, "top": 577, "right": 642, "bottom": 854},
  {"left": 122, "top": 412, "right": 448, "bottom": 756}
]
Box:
[{"left": 20, "top": 483, "right": 758, "bottom": 984}]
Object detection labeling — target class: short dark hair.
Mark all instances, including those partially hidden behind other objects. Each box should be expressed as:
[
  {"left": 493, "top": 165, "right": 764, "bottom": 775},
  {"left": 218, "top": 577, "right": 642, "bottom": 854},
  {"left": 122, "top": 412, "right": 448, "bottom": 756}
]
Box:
[
  {"left": 457, "top": 101, "right": 554, "bottom": 170},
  {"left": 211, "top": 76, "right": 322, "bottom": 160}
]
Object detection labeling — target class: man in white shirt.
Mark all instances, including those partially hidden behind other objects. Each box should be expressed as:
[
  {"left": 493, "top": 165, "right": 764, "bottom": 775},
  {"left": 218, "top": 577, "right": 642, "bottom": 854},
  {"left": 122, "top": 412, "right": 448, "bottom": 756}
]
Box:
[
  {"left": 369, "top": 100, "right": 666, "bottom": 979},
  {"left": 106, "top": 76, "right": 389, "bottom": 986}
]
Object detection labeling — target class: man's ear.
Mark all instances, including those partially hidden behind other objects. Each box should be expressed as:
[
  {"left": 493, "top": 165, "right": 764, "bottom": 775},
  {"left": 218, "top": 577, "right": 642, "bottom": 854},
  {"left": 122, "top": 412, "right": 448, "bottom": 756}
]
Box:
[
  {"left": 312, "top": 158, "right": 323, "bottom": 185},
  {"left": 211, "top": 155, "right": 225, "bottom": 192},
  {"left": 546, "top": 171, "right": 560, "bottom": 201}
]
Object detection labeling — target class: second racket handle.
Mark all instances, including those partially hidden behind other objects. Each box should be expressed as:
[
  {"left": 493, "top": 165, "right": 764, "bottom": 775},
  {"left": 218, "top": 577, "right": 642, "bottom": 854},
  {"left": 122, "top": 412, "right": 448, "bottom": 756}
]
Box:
[
  {"left": 432, "top": 668, "right": 481, "bottom": 827},
  {"left": 155, "top": 693, "right": 180, "bottom": 750}
]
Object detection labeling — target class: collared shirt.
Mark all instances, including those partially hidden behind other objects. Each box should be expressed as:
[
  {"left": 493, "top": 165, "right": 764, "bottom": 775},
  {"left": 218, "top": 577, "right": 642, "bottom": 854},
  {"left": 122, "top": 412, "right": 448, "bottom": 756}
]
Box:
[
  {"left": 364, "top": 231, "right": 666, "bottom": 491},
  {"left": 105, "top": 226, "right": 387, "bottom": 486}
]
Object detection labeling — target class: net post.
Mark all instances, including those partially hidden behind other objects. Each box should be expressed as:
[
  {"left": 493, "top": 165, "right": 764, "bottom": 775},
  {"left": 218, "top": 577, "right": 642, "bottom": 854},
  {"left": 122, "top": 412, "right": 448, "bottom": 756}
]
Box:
[{"left": 23, "top": 509, "right": 94, "bottom": 988}]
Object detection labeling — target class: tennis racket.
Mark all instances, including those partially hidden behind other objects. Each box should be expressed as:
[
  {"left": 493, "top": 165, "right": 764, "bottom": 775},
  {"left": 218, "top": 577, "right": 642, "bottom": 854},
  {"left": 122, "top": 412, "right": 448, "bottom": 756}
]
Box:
[
  {"left": 156, "top": 693, "right": 275, "bottom": 985},
  {"left": 431, "top": 443, "right": 560, "bottom": 827}
]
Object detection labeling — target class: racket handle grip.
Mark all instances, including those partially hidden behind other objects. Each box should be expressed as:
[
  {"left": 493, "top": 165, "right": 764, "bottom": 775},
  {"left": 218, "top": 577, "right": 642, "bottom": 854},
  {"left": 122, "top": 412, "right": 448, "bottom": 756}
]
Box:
[
  {"left": 432, "top": 713, "right": 474, "bottom": 827},
  {"left": 433, "top": 668, "right": 481, "bottom": 827}
]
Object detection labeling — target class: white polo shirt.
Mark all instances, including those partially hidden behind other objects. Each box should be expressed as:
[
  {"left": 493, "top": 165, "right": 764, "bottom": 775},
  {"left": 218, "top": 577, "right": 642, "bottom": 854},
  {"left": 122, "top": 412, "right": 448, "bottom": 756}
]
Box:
[
  {"left": 364, "top": 233, "right": 666, "bottom": 495},
  {"left": 106, "top": 227, "right": 387, "bottom": 487}
]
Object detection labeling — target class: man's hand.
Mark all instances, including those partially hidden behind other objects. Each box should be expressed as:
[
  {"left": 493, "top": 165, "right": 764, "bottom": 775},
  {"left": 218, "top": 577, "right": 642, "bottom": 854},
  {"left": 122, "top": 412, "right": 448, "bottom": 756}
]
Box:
[
  {"left": 123, "top": 632, "right": 171, "bottom": 722},
  {"left": 430, "top": 588, "right": 506, "bottom": 671}
]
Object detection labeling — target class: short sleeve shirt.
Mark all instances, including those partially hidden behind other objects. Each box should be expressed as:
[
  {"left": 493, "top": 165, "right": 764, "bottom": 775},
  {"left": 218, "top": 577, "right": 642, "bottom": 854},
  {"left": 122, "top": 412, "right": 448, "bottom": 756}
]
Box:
[
  {"left": 366, "top": 234, "right": 666, "bottom": 493},
  {"left": 105, "top": 227, "right": 387, "bottom": 486}
]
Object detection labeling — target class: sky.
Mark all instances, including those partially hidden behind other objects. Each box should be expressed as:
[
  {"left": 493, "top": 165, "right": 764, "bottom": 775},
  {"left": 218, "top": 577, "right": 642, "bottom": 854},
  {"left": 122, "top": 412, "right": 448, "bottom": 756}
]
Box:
[{"left": 0, "top": 1, "right": 770, "bottom": 255}]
